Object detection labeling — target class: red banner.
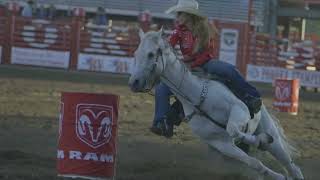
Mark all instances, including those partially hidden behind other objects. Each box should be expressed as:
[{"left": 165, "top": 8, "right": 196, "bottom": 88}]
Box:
[
  {"left": 305, "top": 0, "right": 320, "bottom": 4},
  {"left": 57, "top": 92, "right": 119, "bottom": 179},
  {"left": 273, "top": 79, "right": 300, "bottom": 115}
]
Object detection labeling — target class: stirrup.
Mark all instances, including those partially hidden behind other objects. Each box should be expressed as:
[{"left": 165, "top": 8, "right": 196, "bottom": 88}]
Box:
[
  {"left": 158, "top": 118, "right": 174, "bottom": 138},
  {"left": 245, "top": 95, "right": 262, "bottom": 117}
]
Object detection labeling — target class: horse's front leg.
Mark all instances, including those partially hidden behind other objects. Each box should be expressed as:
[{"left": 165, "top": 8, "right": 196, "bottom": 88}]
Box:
[{"left": 226, "top": 105, "right": 273, "bottom": 149}]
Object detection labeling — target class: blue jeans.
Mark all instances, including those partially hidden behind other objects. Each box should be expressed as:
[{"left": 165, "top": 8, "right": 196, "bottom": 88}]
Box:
[
  {"left": 201, "top": 60, "right": 261, "bottom": 98},
  {"left": 153, "top": 82, "right": 173, "bottom": 126}
]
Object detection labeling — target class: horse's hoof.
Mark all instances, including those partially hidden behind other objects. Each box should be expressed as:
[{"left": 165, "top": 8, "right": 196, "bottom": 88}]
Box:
[
  {"left": 285, "top": 177, "right": 304, "bottom": 180},
  {"left": 257, "top": 133, "right": 274, "bottom": 151},
  {"left": 285, "top": 177, "right": 292, "bottom": 180}
]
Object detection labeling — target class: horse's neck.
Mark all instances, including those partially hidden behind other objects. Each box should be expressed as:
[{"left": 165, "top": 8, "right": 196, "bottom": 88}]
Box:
[{"left": 160, "top": 52, "right": 202, "bottom": 103}]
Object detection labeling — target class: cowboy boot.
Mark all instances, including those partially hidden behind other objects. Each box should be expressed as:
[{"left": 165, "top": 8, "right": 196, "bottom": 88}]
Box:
[
  {"left": 244, "top": 94, "right": 262, "bottom": 118},
  {"left": 150, "top": 116, "right": 174, "bottom": 138}
]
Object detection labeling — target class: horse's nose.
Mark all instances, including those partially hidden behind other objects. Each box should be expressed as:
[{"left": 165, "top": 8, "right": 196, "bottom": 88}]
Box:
[
  {"left": 129, "top": 79, "right": 140, "bottom": 92},
  {"left": 133, "top": 79, "right": 139, "bottom": 88}
]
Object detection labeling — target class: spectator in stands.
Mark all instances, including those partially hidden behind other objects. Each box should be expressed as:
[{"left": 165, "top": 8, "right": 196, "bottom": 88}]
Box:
[
  {"left": 0, "top": 1, "right": 5, "bottom": 17},
  {"left": 47, "top": 4, "right": 56, "bottom": 20},
  {"left": 21, "top": 0, "right": 34, "bottom": 17},
  {"left": 151, "top": 0, "right": 262, "bottom": 138},
  {"left": 66, "top": 6, "right": 73, "bottom": 17},
  {"left": 94, "top": 7, "right": 108, "bottom": 26},
  {"left": 36, "top": 4, "right": 46, "bottom": 19}
]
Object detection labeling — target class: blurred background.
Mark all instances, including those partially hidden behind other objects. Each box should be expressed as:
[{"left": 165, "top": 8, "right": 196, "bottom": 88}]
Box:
[{"left": 0, "top": 0, "right": 320, "bottom": 180}]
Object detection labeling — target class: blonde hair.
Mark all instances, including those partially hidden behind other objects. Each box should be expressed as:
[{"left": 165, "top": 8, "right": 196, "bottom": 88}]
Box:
[{"left": 180, "top": 13, "right": 218, "bottom": 53}]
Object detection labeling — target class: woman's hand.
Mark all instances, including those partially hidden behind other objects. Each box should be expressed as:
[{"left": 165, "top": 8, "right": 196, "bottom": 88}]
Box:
[
  {"left": 184, "top": 62, "right": 192, "bottom": 69},
  {"left": 183, "top": 56, "right": 193, "bottom": 62}
]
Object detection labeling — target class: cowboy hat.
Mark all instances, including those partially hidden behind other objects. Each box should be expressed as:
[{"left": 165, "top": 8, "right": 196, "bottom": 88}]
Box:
[{"left": 165, "top": 0, "right": 204, "bottom": 18}]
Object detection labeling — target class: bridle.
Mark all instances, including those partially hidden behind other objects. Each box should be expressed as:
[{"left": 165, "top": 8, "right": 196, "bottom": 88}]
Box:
[
  {"left": 143, "top": 39, "right": 188, "bottom": 97},
  {"left": 143, "top": 48, "right": 165, "bottom": 93}
]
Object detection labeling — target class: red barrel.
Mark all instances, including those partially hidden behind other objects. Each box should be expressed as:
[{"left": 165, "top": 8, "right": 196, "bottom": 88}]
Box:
[
  {"left": 57, "top": 92, "right": 119, "bottom": 179},
  {"left": 273, "top": 79, "right": 300, "bottom": 115}
]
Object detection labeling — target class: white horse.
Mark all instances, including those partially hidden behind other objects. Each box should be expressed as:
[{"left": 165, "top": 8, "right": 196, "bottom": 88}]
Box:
[{"left": 128, "top": 29, "right": 304, "bottom": 180}]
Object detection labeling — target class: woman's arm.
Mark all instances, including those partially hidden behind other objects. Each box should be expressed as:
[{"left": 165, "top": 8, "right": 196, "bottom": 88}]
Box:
[{"left": 191, "top": 39, "right": 215, "bottom": 68}]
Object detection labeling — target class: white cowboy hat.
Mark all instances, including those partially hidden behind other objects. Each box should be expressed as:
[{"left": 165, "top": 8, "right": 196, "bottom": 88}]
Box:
[{"left": 165, "top": 0, "right": 204, "bottom": 18}]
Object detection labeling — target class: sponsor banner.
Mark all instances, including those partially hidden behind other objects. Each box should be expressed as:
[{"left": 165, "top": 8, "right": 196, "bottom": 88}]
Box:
[
  {"left": 247, "top": 64, "right": 320, "bottom": 88},
  {"left": 305, "top": 0, "right": 320, "bottom": 4},
  {"left": 0, "top": 46, "right": 2, "bottom": 64},
  {"left": 11, "top": 47, "right": 69, "bottom": 68},
  {"left": 57, "top": 92, "right": 119, "bottom": 179},
  {"left": 78, "top": 53, "right": 133, "bottom": 74},
  {"left": 219, "top": 28, "right": 239, "bottom": 66}
]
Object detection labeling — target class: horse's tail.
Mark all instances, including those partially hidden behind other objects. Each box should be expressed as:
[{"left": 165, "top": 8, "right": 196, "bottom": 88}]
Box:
[{"left": 260, "top": 104, "right": 300, "bottom": 157}]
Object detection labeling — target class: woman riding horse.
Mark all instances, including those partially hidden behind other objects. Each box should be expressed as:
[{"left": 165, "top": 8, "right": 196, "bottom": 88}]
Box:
[{"left": 151, "top": 0, "right": 262, "bottom": 137}]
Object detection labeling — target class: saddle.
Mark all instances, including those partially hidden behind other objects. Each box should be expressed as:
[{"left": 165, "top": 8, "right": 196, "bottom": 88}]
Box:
[
  {"left": 167, "top": 70, "right": 261, "bottom": 126},
  {"left": 193, "top": 70, "right": 261, "bottom": 118}
]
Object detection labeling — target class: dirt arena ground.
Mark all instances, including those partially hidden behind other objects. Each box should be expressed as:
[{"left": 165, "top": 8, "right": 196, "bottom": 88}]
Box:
[{"left": 0, "top": 65, "right": 319, "bottom": 180}]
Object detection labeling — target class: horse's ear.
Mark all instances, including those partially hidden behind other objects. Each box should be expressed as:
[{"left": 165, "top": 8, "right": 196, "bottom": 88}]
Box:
[
  {"left": 159, "top": 26, "right": 165, "bottom": 38},
  {"left": 158, "top": 26, "right": 167, "bottom": 49},
  {"left": 139, "top": 28, "right": 144, "bottom": 39},
  {"left": 158, "top": 27, "right": 166, "bottom": 48}
]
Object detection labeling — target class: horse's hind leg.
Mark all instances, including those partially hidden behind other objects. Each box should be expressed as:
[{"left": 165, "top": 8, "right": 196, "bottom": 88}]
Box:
[
  {"left": 207, "top": 139, "right": 286, "bottom": 180},
  {"left": 226, "top": 106, "right": 272, "bottom": 148}
]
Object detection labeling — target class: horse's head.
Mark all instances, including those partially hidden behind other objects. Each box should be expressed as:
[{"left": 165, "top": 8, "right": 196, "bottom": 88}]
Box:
[{"left": 129, "top": 28, "right": 168, "bottom": 92}]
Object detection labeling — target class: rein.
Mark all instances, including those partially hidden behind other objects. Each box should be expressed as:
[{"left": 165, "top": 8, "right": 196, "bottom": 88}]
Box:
[{"left": 142, "top": 49, "right": 164, "bottom": 93}]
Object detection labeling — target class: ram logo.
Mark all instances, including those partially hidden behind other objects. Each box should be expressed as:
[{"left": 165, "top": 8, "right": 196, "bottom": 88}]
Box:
[
  {"left": 76, "top": 104, "right": 113, "bottom": 148},
  {"left": 275, "top": 81, "right": 291, "bottom": 101}
]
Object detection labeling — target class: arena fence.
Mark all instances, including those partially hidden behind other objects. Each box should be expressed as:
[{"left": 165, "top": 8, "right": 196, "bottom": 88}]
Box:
[{"left": 1, "top": 6, "right": 320, "bottom": 87}]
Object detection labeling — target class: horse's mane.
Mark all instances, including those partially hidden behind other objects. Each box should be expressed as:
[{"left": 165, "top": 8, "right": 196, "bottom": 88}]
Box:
[
  {"left": 161, "top": 35, "right": 190, "bottom": 72},
  {"left": 143, "top": 31, "right": 190, "bottom": 74},
  {"left": 144, "top": 31, "right": 181, "bottom": 60}
]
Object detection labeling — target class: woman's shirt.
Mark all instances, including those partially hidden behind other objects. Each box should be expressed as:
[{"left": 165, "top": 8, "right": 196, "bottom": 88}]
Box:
[{"left": 169, "top": 24, "right": 215, "bottom": 68}]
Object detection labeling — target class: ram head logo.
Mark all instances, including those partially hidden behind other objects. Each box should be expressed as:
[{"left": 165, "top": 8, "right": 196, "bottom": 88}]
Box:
[
  {"left": 223, "top": 32, "right": 236, "bottom": 47},
  {"left": 76, "top": 104, "right": 113, "bottom": 148},
  {"left": 275, "top": 81, "right": 291, "bottom": 101}
]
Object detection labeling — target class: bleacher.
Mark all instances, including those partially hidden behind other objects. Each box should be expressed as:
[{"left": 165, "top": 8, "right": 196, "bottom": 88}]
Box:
[
  {"left": 1, "top": 1, "right": 320, "bottom": 88},
  {"left": 5, "top": 0, "right": 265, "bottom": 23},
  {"left": 249, "top": 33, "right": 320, "bottom": 71}
]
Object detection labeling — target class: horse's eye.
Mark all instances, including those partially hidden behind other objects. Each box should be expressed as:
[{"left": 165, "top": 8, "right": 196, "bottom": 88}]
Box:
[{"left": 148, "top": 52, "right": 154, "bottom": 59}]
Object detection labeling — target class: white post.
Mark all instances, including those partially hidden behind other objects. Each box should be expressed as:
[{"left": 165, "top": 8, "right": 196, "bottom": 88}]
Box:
[{"left": 301, "top": 18, "right": 306, "bottom": 40}]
